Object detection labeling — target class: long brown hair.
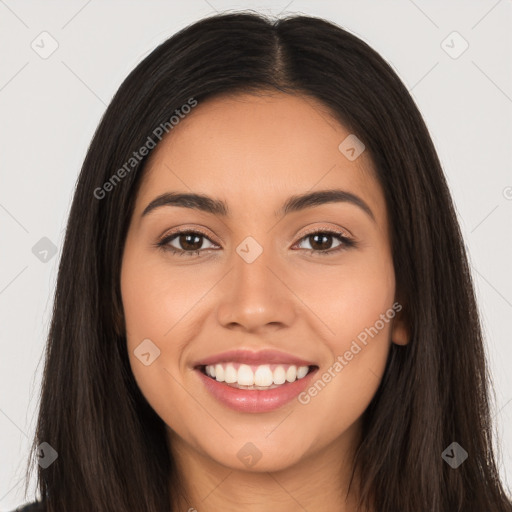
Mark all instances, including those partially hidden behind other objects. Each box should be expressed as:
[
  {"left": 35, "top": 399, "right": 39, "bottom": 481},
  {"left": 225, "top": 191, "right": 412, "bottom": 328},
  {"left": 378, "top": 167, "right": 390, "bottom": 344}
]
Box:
[{"left": 25, "top": 11, "right": 512, "bottom": 511}]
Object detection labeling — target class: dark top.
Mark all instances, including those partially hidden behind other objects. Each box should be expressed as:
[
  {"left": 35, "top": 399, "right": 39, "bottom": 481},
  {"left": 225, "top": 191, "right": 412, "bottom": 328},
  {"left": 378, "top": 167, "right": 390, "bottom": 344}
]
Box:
[{"left": 10, "top": 501, "right": 46, "bottom": 512}]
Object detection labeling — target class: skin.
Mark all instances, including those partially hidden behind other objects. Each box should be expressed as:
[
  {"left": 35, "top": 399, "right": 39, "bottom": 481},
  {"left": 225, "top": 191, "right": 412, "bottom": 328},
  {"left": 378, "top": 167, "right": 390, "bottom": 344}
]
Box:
[{"left": 120, "top": 91, "right": 409, "bottom": 512}]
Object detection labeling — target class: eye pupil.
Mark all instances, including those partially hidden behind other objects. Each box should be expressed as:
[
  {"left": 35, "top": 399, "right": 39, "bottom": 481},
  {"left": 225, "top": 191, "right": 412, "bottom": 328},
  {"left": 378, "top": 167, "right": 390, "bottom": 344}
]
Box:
[
  {"left": 310, "top": 233, "right": 333, "bottom": 251},
  {"left": 180, "top": 233, "right": 202, "bottom": 251}
]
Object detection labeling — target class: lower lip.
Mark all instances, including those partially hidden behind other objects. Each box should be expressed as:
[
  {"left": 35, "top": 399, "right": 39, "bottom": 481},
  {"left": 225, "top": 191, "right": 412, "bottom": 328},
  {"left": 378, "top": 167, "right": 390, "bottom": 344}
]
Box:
[{"left": 195, "top": 367, "right": 318, "bottom": 413}]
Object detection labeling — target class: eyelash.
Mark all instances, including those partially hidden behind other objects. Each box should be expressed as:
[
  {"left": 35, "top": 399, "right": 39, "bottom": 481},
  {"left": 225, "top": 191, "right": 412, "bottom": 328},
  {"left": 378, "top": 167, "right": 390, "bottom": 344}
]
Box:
[{"left": 154, "top": 228, "right": 357, "bottom": 257}]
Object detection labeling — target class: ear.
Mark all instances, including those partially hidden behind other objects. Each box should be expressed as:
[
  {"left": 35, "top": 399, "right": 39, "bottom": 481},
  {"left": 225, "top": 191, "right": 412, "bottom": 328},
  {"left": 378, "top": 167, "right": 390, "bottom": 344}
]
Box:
[{"left": 391, "top": 305, "right": 410, "bottom": 346}]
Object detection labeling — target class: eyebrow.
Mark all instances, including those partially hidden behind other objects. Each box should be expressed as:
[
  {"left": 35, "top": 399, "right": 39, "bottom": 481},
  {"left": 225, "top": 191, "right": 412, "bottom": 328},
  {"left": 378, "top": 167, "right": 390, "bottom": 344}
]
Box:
[{"left": 141, "top": 189, "right": 375, "bottom": 222}]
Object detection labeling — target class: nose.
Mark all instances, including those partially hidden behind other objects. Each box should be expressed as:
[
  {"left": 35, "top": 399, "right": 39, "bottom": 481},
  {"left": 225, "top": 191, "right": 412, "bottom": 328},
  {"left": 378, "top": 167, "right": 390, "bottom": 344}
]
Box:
[{"left": 216, "top": 242, "right": 297, "bottom": 333}]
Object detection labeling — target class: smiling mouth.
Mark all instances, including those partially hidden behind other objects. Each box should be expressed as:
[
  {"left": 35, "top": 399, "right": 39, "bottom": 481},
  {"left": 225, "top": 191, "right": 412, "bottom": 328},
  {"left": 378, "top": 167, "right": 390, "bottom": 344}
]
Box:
[{"left": 196, "top": 363, "right": 319, "bottom": 390}]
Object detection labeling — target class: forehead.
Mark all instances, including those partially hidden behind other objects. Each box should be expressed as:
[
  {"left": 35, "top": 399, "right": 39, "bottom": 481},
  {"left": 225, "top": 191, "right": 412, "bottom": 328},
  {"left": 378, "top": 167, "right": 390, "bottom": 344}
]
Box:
[{"left": 134, "top": 92, "right": 386, "bottom": 224}]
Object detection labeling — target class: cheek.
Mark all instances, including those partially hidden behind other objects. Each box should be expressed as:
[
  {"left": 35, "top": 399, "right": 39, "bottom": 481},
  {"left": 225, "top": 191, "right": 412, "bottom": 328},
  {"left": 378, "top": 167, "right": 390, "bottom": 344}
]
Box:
[
  {"left": 291, "top": 250, "right": 395, "bottom": 421},
  {"left": 120, "top": 249, "right": 179, "bottom": 396},
  {"left": 120, "top": 247, "right": 210, "bottom": 430},
  {"left": 121, "top": 250, "right": 206, "bottom": 346},
  {"left": 293, "top": 248, "right": 396, "bottom": 346}
]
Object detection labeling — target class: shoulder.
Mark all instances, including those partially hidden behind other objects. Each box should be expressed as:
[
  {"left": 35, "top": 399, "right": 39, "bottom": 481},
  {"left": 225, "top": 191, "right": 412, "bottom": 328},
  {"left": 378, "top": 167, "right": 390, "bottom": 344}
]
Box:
[{"left": 9, "top": 501, "right": 46, "bottom": 512}]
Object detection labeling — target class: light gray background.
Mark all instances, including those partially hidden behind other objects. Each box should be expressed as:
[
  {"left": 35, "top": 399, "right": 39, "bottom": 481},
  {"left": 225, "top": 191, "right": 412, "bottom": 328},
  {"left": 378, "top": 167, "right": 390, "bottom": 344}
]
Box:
[{"left": 1, "top": 0, "right": 511, "bottom": 508}]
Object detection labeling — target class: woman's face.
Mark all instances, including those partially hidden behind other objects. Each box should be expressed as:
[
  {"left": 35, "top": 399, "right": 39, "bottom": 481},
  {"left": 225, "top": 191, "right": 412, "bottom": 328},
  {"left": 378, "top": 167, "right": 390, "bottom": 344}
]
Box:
[{"left": 120, "top": 91, "right": 408, "bottom": 473}]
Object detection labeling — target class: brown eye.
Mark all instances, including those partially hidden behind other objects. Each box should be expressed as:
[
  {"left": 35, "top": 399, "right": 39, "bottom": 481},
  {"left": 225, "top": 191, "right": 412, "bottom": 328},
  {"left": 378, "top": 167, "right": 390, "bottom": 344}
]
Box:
[
  {"left": 158, "top": 230, "right": 218, "bottom": 256},
  {"left": 295, "top": 230, "right": 355, "bottom": 255},
  {"left": 307, "top": 233, "right": 337, "bottom": 251},
  {"left": 176, "top": 233, "right": 204, "bottom": 251}
]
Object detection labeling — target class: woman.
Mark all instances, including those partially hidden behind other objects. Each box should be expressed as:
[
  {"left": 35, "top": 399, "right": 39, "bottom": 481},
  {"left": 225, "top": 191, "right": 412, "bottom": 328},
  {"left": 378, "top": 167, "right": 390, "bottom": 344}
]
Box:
[{"left": 13, "top": 11, "right": 512, "bottom": 512}]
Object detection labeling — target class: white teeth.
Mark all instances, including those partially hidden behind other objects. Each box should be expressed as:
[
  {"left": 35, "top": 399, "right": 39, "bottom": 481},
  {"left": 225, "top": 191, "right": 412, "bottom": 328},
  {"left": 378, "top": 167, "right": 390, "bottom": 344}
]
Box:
[
  {"left": 214, "top": 364, "right": 224, "bottom": 382},
  {"left": 237, "top": 364, "right": 254, "bottom": 386},
  {"left": 286, "top": 366, "right": 297, "bottom": 382},
  {"left": 273, "top": 366, "right": 286, "bottom": 385},
  {"left": 296, "top": 366, "right": 309, "bottom": 379},
  {"left": 224, "top": 364, "right": 237, "bottom": 383},
  {"left": 206, "top": 363, "right": 311, "bottom": 387},
  {"left": 254, "top": 365, "right": 273, "bottom": 387}
]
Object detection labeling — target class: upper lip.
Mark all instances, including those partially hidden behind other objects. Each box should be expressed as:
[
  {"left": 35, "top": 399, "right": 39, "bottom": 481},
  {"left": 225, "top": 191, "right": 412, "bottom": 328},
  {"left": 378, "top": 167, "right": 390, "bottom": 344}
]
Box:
[{"left": 193, "top": 349, "right": 317, "bottom": 368}]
